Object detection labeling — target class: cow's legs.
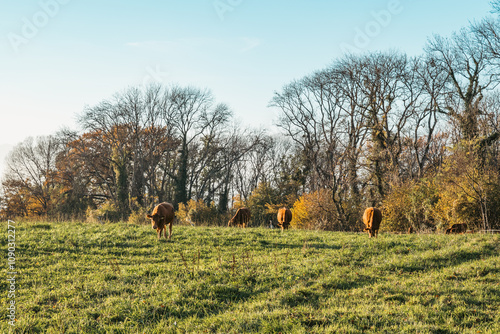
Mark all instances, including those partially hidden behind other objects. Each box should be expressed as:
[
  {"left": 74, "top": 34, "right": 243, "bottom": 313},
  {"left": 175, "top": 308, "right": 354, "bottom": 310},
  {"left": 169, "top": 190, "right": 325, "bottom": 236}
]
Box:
[
  {"left": 157, "top": 228, "right": 162, "bottom": 240},
  {"left": 167, "top": 222, "right": 172, "bottom": 240}
]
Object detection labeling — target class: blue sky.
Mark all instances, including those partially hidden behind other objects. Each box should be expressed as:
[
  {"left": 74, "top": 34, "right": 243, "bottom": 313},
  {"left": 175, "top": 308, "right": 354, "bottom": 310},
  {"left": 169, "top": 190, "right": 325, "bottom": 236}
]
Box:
[{"left": 0, "top": 0, "right": 495, "bottom": 175}]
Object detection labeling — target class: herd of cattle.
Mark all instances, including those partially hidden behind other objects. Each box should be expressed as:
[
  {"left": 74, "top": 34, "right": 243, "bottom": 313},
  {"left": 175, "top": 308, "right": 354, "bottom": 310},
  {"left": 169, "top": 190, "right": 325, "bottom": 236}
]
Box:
[{"left": 146, "top": 203, "right": 468, "bottom": 240}]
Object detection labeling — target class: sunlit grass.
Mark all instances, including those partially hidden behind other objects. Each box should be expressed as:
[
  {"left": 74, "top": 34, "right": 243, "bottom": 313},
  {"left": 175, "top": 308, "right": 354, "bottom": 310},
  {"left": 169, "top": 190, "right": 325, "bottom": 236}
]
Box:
[{"left": 1, "top": 221, "right": 499, "bottom": 333}]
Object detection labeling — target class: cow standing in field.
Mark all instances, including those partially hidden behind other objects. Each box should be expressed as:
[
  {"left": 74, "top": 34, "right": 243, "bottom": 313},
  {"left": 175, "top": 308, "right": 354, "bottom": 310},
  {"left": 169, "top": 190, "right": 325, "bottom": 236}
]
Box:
[
  {"left": 277, "top": 207, "right": 292, "bottom": 231},
  {"left": 363, "top": 207, "right": 382, "bottom": 238},
  {"left": 146, "top": 202, "right": 175, "bottom": 240},
  {"left": 445, "top": 223, "right": 467, "bottom": 234},
  {"left": 228, "top": 207, "right": 251, "bottom": 228}
]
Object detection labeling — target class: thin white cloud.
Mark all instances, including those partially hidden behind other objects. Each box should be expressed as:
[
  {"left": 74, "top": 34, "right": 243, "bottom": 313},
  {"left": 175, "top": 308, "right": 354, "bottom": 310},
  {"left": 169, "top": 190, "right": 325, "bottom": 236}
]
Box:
[
  {"left": 125, "top": 42, "right": 141, "bottom": 47},
  {"left": 125, "top": 38, "right": 261, "bottom": 53},
  {"left": 125, "top": 40, "right": 175, "bottom": 49},
  {"left": 239, "top": 37, "right": 261, "bottom": 53},
  {"left": 125, "top": 39, "right": 222, "bottom": 50}
]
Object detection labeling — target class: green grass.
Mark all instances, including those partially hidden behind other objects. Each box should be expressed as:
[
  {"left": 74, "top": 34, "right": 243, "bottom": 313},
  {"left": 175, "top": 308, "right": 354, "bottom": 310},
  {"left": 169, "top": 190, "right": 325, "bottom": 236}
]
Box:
[{"left": 1, "top": 221, "right": 499, "bottom": 333}]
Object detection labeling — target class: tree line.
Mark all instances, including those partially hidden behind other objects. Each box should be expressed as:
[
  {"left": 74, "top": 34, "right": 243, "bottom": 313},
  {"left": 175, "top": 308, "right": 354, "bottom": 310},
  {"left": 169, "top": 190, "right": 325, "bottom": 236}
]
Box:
[{"left": 3, "top": 4, "right": 500, "bottom": 231}]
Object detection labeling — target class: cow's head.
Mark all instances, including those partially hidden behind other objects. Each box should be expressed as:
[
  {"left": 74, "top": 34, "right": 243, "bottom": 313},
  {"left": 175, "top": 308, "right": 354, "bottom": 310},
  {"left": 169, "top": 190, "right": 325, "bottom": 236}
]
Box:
[{"left": 146, "top": 213, "right": 165, "bottom": 230}]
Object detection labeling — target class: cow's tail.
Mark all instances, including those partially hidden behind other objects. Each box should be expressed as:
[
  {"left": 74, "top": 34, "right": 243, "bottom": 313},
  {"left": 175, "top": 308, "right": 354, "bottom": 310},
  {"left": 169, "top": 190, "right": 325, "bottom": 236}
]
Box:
[{"left": 365, "top": 208, "right": 374, "bottom": 231}]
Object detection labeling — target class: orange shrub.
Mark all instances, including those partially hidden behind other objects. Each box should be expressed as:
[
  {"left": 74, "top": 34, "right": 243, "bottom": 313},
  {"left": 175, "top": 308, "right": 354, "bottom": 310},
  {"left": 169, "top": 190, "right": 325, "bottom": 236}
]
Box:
[{"left": 291, "top": 189, "right": 339, "bottom": 230}]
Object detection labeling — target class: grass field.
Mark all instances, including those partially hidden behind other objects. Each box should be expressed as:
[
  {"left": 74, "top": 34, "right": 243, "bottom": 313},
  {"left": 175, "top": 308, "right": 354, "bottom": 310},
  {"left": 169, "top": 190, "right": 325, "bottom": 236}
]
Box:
[{"left": 1, "top": 221, "right": 499, "bottom": 333}]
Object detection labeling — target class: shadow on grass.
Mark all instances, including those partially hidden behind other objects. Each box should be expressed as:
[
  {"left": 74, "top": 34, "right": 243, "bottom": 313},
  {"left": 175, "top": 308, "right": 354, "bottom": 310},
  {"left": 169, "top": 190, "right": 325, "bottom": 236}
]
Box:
[
  {"left": 387, "top": 246, "right": 497, "bottom": 274},
  {"left": 259, "top": 240, "right": 342, "bottom": 251},
  {"left": 280, "top": 287, "right": 321, "bottom": 307},
  {"left": 138, "top": 282, "right": 254, "bottom": 322},
  {"left": 320, "top": 271, "right": 381, "bottom": 292},
  {"left": 32, "top": 223, "right": 52, "bottom": 230}
]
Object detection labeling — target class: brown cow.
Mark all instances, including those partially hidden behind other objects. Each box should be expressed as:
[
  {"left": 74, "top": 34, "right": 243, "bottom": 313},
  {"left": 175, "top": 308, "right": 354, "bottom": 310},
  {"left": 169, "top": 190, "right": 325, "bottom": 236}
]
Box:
[
  {"left": 445, "top": 223, "right": 467, "bottom": 234},
  {"left": 363, "top": 207, "right": 382, "bottom": 238},
  {"left": 228, "top": 207, "right": 251, "bottom": 228},
  {"left": 277, "top": 207, "right": 292, "bottom": 231},
  {"left": 146, "top": 202, "right": 175, "bottom": 240}
]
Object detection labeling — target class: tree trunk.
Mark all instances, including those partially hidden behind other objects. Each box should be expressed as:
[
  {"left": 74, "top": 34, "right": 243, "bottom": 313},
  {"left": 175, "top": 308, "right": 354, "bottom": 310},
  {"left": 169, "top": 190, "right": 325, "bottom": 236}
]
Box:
[
  {"left": 174, "top": 141, "right": 189, "bottom": 207},
  {"left": 111, "top": 146, "right": 129, "bottom": 219}
]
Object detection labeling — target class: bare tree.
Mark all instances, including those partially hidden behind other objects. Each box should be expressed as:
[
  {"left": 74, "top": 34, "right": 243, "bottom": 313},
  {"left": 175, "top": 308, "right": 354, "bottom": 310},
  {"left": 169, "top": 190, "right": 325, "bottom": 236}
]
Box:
[
  {"left": 77, "top": 85, "right": 180, "bottom": 214},
  {"left": 272, "top": 51, "right": 440, "bottom": 228},
  {"left": 405, "top": 55, "right": 450, "bottom": 178},
  {"left": 345, "top": 52, "right": 422, "bottom": 202},
  {"left": 332, "top": 56, "right": 370, "bottom": 201},
  {"left": 426, "top": 27, "right": 499, "bottom": 142},
  {"left": 272, "top": 61, "right": 360, "bottom": 225},
  {"left": 162, "top": 85, "right": 231, "bottom": 206},
  {"left": 2, "top": 136, "right": 62, "bottom": 216}
]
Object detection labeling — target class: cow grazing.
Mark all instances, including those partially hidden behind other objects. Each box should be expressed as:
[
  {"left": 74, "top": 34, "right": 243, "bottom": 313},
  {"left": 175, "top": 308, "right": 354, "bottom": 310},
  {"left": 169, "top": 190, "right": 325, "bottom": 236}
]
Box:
[
  {"left": 228, "top": 207, "right": 251, "bottom": 228},
  {"left": 146, "top": 202, "right": 175, "bottom": 240},
  {"left": 457, "top": 223, "right": 467, "bottom": 233},
  {"left": 277, "top": 207, "right": 292, "bottom": 231},
  {"left": 363, "top": 207, "right": 382, "bottom": 238},
  {"left": 445, "top": 223, "right": 467, "bottom": 234}
]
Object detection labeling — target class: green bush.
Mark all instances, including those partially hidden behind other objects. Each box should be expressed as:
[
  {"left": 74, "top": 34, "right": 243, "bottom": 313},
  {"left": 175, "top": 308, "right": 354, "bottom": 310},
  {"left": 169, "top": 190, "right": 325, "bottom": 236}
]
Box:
[
  {"left": 86, "top": 201, "right": 122, "bottom": 223},
  {"left": 246, "top": 182, "right": 281, "bottom": 226},
  {"left": 433, "top": 147, "right": 500, "bottom": 231},
  {"left": 127, "top": 206, "right": 150, "bottom": 225},
  {"left": 177, "top": 199, "right": 223, "bottom": 226},
  {"left": 382, "top": 179, "right": 439, "bottom": 233}
]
